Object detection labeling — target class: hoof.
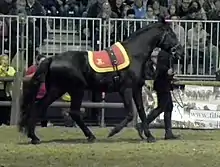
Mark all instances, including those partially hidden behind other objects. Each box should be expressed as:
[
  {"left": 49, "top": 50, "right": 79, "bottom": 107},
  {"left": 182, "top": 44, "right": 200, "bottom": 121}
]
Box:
[
  {"left": 87, "top": 135, "right": 96, "bottom": 143},
  {"left": 146, "top": 136, "right": 156, "bottom": 143},
  {"left": 135, "top": 124, "right": 144, "bottom": 140},
  {"left": 31, "top": 139, "right": 41, "bottom": 145},
  {"left": 138, "top": 131, "right": 145, "bottom": 140},
  {"left": 164, "top": 134, "right": 181, "bottom": 140},
  {"left": 107, "top": 133, "right": 113, "bottom": 138},
  {"left": 107, "top": 130, "right": 116, "bottom": 138},
  {"left": 107, "top": 126, "right": 122, "bottom": 138}
]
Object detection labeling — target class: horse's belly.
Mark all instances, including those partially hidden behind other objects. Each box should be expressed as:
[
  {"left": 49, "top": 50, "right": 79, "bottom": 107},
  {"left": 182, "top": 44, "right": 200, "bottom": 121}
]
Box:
[{"left": 87, "top": 75, "right": 115, "bottom": 92}]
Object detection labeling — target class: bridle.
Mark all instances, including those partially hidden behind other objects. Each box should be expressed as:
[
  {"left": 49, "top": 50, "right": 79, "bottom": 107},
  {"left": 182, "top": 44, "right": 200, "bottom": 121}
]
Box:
[
  {"left": 149, "top": 28, "right": 185, "bottom": 108},
  {"left": 158, "top": 30, "right": 181, "bottom": 58}
]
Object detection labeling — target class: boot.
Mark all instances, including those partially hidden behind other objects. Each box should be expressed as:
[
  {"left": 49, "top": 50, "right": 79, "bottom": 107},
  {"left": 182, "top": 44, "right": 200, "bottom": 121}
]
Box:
[{"left": 164, "top": 111, "right": 180, "bottom": 140}]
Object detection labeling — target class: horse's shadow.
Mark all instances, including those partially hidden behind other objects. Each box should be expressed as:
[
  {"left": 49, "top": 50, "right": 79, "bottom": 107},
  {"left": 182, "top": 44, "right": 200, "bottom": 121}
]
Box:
[
  {"left": 18, "top": 138, "right": 145, "bottom": 145},
  {"left": 18, "top": 136, "right": 215, "bottom": 145}
]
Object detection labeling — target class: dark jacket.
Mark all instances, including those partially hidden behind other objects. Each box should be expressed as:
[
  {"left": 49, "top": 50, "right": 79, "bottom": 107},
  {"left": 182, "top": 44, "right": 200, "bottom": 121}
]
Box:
[
  {"left": 25, "top": 0, "right": 45, "bottom": 16},
  {"left": 39, "top": 0, "right": 58, "bottom": 8},
  {"left": 144, "top": 60, "right": 156, "bottom": 80},
  {"left": 177, "top": 6, "right": 188, "bottom": 18},
  {"left": 207, "top": 10, "right": 220, "bottom": 47},
  {"left": 87, "top": 2, "right": 102, "bottom": 40},
  {"left": 0, "top": 0, "right": 16, "bottom": 15},
  {"left": 111, "top": 4, "right": 124, "bottom": 18},
  {"left": 25, "top": 0, "right": 47, "bottom": 41},
  {"left": 153, "top": 50, "right": 173, "bottom": 93},
  {"left": 87, "top": 2, "right": 102, "bottom": 18}
]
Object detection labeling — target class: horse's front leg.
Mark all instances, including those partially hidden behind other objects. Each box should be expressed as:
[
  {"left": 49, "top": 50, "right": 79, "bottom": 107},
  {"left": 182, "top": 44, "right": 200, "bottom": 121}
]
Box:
[
  {"left": 108, "top": 88, "right": 134, "bottom": 137},
  {"left": 69, "top": 90, "right": 96, "bottom": 142},
  {"left": 132, "top": 87, "right": 156, "bottom": 142}
]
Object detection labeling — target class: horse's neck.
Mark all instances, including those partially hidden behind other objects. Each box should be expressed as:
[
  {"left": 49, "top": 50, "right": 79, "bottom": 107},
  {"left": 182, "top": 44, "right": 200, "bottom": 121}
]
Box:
[
  {"left": 122, "top": 34, "right": 158, "bottom": 61},
  {"left": 123, "top": 28, "right": 163, "bottom": 80}
]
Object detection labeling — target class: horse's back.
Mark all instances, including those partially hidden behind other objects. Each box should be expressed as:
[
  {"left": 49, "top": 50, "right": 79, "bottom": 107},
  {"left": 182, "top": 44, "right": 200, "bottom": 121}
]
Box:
[
  {"left": 48, "top": 51, "right": 88, "bottom": 87},
  {"left": 52, "top": 51, "right": 87, "bottom": 67}
]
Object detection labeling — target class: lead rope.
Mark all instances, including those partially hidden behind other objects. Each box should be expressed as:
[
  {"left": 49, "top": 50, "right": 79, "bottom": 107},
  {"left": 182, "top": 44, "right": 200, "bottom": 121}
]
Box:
[
  {"left": 171, "top": 88, "right": 185, "bottom": 108},
  {"left": 170, "top": 52, "right": 185, "bottom": 109}
]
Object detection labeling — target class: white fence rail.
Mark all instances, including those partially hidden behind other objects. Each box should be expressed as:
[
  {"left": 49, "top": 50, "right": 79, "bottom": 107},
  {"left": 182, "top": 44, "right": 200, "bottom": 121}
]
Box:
[
  {"left": 107, "top": 19, "right": 220, "bottom": 77},
  {"left": 1, "top": 15, "right": 220, "bottom": 77}
]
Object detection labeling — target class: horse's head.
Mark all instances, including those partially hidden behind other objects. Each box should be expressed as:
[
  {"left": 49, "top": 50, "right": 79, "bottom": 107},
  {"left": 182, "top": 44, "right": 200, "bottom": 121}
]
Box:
[{"left": 156, "top": 16, "right": 184, "bottom": 60}]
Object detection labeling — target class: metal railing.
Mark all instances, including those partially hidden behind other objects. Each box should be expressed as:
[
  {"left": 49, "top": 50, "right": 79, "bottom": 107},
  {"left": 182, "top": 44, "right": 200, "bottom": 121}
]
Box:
[
  {"left": 1, "top": 15, "right": 220, "bottom": 125},
  {"left": 106, "top": 18, "right": 220, "bottom": 78},
  {"left": 32, "top": 17, "right": 220, "bottom": 77},
  {"left": 2, "top": 16, "right": 220, "bottom": 74}
]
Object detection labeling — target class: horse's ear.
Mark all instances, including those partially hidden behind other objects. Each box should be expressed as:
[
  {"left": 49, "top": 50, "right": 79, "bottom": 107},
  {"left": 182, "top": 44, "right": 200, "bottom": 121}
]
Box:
[{"left": 158, "top": 16, "right": 166, "bottom": 24}]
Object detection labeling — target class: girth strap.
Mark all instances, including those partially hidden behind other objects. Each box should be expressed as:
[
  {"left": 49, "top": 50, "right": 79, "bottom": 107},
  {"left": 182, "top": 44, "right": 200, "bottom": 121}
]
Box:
[
  {"left": 105, "top": 47, "right": 120, "bottom": 85},
  {"left": 105, "top": 47, "right": 118, "bottom": 70}
]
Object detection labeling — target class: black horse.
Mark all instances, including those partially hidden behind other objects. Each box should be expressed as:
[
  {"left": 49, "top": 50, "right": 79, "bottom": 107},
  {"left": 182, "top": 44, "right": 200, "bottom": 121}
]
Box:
[{"left": 18, "top": 17, "right": 184, "bottom": 144}]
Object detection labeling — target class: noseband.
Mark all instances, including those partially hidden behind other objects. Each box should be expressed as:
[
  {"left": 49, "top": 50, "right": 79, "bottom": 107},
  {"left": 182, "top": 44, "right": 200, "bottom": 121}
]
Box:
[{"left": 170, "top": 43, "right": 181, "bottom": 55}]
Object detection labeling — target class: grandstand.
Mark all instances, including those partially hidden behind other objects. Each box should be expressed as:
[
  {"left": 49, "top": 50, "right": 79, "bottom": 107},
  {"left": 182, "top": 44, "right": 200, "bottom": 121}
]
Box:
[{"left": 41, "top": 22, "right": 92, "bottom": 55}]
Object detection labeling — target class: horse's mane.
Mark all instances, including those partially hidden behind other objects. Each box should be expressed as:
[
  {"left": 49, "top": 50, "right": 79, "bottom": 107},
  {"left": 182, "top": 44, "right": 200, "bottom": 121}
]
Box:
[{"left": 126, "top": 22, "right": 164, "bottom": 40}]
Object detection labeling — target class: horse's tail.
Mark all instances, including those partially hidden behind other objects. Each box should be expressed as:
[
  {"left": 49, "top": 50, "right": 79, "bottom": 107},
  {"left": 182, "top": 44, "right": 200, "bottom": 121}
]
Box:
[{"left": 18, "top": 57, "right": 52, "bottom": 134}]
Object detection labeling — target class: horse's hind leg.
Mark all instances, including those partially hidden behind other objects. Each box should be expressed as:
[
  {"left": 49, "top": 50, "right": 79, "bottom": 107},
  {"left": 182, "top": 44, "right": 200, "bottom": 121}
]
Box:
[
  {"left": 69, "top": 90, "right": 96, "bottom": 142},
  {"left": 27, "top": 87, "right": 64, "bottom": 144},
  {"left": 108, "top": 88, "right": 134, "bottom": 137}
]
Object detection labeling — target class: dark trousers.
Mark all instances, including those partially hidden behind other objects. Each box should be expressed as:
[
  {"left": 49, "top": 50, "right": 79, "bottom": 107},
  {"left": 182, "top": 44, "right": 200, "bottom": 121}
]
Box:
[
  {"left": 146, "top": 91, "right": 173, "bottom": 131},
  {"left": 36, "top": 97, "right": 48, "bottom": 127},
  {"left": 0, "top": 90, "right": 11, "bottom": 125}
]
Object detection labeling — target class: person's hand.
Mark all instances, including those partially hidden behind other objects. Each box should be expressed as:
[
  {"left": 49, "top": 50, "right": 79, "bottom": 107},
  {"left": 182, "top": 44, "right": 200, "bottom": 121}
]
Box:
[
  {"left": 57, "top": 0, "right": 63, "bottom": 5},
  {"left": 167, "top": 68, "right": 174, "bottom": 75},
  {"left": 102, "top": 13, "right": 108, "bottom": 19},
  {"left": 83, "top": 28, "right": 90, "bottom": 37}
]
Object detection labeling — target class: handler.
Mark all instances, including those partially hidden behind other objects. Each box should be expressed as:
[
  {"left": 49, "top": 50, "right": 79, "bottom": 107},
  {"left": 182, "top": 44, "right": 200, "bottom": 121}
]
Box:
[{"left": 136, "top": 48, "right": 180, "bottom": 140}]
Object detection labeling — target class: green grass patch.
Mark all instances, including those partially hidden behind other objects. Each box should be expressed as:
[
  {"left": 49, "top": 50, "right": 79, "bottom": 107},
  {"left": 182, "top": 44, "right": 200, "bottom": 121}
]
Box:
[{"left": 0, "top": 127, "right": 220, "bottom": 167}]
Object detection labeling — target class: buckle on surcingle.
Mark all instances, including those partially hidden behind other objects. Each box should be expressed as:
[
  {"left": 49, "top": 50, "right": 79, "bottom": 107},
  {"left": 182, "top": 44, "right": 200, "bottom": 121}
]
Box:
[
  {"left": 113, "top": 60, "right": 118, "bottom": 66},
  {"left": 114, "top": 75, "right": 120, "bottom": 83}
]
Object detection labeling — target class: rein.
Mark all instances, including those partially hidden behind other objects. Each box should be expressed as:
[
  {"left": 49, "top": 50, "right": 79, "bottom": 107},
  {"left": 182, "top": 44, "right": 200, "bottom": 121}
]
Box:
[{"left": 171, "top": 88, "right": 185, "bottom": 108}]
